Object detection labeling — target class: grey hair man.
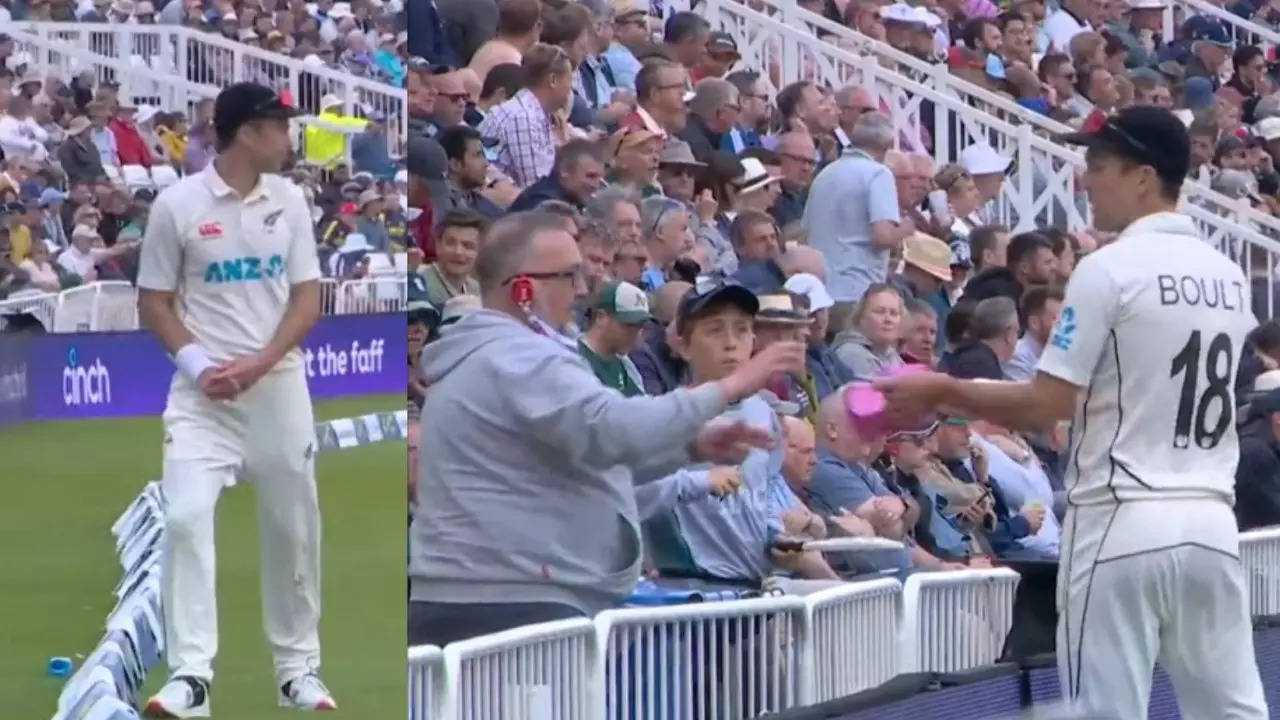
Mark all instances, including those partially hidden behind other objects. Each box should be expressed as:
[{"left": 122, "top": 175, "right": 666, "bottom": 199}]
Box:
[
  {"left": 802, "top": 113, "right": 912, "bottom": 302},
  {"left": 939, "top": 295, "right": 1020, "bottom": 380},
  {"left": 679, "top": 77, "right": 741, "bottom": 164},
  {"left": 412, "top": 210, "right": 806, "bottom": 646},
  {"left": 586, "top": 186, "right": 643, "bottom": 246}
]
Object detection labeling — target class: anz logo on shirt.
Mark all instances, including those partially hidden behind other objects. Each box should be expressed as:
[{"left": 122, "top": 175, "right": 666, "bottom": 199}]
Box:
[{"left": 203, "top": 254, "right": 285, "bottom": 284}]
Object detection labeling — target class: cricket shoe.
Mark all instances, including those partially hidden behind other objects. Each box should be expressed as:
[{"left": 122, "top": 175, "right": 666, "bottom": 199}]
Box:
[
  {"left": 279, "top": 673, "right": 339, "bottom": 711},
  {"left": 142, "top": 675, "right": 211, "bottom": 718}
]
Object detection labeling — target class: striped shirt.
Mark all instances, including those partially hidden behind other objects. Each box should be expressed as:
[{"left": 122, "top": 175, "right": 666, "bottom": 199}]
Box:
[{"left": 477, "top": 88, "right": 555, "bottom": 189}]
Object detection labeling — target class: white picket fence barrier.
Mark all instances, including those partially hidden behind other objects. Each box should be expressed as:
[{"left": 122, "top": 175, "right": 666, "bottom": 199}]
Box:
[
  {"left": 408, "top": 645, "right": 446, "bottom": 720},
  {"left": 440, "top": 618, "right": 600, "bottom": 720},
  {"left": 1241, "top": 527, "right": 1280, "bottom": 617},
  {"left": 899, "top": 568, "right": 1021, "bottom": 674},
  {"left": 1164, "top": 0, "right": 1280, "bottom": 52},
  {"left": 12, "top": 23, "right": 406, "bottom": 157},
  {"left": 597, "top": 596, "right": 808, "bottom": 720},
  {"left": 803, "top": 578, "right": 901, "bottom": 702},
  {"left": 0, "top": 275, "right": 406, "bottom": 334},
  {"left": 411, "top": 570, "right": 1023, "bottom": 719}
]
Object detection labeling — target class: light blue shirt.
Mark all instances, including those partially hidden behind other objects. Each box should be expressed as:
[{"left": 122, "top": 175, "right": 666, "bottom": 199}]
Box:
[
  {"left": 659, "top": 397, "right": 784, "bottom": 582},
  {"left": 603, "top": 42, "right": 641, "bottom": 92},
  {"left": 802, "top": 148, "right": 900, "bottom": 302},
  {"left": 91, "top": 127, "right": 117, "bottom": 169},
  {"left": 971, "top": 436, "right": 1060, "bottom": 558},
  {"left": 1004, "top": 334, "right": 1043, "bottom": 382}
]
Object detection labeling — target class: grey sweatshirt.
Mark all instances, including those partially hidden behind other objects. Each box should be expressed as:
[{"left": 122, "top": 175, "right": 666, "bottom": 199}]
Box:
[
  {"left": 411, "top": 309, "right": 728, "bottom": 614},
  {"left": 831, "top": 328, "right": 903, "bottom": 381}
]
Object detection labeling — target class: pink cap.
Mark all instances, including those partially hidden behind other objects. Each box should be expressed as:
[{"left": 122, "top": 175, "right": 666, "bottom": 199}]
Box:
[{"left": 842, "top": 364, "right": 935, "bottom": 438}]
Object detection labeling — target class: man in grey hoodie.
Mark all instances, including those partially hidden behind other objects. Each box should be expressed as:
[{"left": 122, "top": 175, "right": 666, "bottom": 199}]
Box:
[{"left": 410, "top": 212, "right": 806, "bottom": 646}]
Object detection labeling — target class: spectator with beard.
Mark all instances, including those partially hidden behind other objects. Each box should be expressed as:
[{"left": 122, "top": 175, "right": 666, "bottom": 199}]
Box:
[
  {"left": 438, "top": 124, "right": 506, "bottom": 219},
  {"left": 939, "top": 296, "right": 1020, "bottom": 380},
  {"left": 723, "top": 70, "right": 769, "bottom": 154},
  {"left": 621, "top": 59, "right": 690, "bottom": 136},
  {"left": 579, "top": 281, "right": 651, "bottom": 396},
  {"left": 961, "top": 230, "right": 1056, "bottom": 306},
  {"left": 1005, "top": 285, "right": 1064, "bottom": 381}
]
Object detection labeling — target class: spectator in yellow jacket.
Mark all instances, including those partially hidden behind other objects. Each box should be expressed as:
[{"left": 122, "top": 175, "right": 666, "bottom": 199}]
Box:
[{"left": 304, "top": 94, "right": 369, "bottom": 168}]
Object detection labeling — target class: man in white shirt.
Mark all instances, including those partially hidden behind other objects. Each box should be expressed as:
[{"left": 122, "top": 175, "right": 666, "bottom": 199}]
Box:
[
  {"left": 59, "top": 224, "right": 133, "bottom": 281},
  {"left": 0, "top": 94, "right": 49, "bottom": 162},
  {"left": 878, "top": 106, "right": 1267, "bottom": 719},
  {"left": 1042, "top": 0, "right": 1094, "bottom": 52},
  {"left": 137, "top": 83, "right": 334, "bottom": 718},
  {"left": 1005, "top": 285, "right": 1063, "bottom": 381}
]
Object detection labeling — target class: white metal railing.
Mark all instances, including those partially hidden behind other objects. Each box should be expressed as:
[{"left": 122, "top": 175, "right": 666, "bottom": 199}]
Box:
[
  {"left": 1241, "top": 527, "right": 1280, "bottom": 617},
  {"left": 0, "top": 276, "right": 403, "bottom": 334},
  {"left": 596, "top": 596, "right": 808, "bottom": 720},
  {"left": 803, "top": 579, "right": 901, "bottom": 703},
  {"left": 11, "top": 23, "right": 406, "bottom": 156},
  {"left": 409, "top": 645, "right": 446, "bottom": 720},
  {"left": 899, "top": 568, "right": 1020, "bottom": 673},
  {"left": 440, "top": 617, "right": 599, "bottom": 720}
]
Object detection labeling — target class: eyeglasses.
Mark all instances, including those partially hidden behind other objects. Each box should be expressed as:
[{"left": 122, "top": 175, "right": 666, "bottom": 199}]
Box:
[
  {"left": 781, "top": 152, "right": 816, "bottom": 166},
  {"left": 505, "top": 266, "right": 585, "bottom": 285},
  {"left": 438, "top": 92, "right": 469, "bottom": 103},
  {"left": 648, "top": 198, "right": 681, "bottom": 235}
]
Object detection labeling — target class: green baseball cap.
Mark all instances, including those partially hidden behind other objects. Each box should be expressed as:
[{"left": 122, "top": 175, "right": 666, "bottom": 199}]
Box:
[{"left": 593, "top": 281, "right": 652, "bottom": 325}]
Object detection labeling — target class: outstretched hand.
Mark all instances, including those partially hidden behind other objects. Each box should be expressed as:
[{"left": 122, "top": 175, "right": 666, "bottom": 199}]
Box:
[
  {"left": 690, "top": 418, "right": 775, "bottom": 465},
  {"left": 872, "top": 371, "right": 955, "bottom": 424}
]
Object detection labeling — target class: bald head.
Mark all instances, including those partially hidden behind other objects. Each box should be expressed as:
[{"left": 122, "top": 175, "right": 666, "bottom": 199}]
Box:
[
  {"left": 780, "top": 243, "right": 827, "bottom": 282},
  {"left": 777, "top": 131, "right": 815, "bottom": 156},
  {"left": 653, "top": 280, "right": 692, "bottom": 325},
  {"left": 781, "top": 415, "right": 813, "bottom": 444},
  {"left": 817, "top": 390, "right": 852, "bottom": 447},
  {"left": 883, "top": 150, "right": 911, "bottom": 176}
]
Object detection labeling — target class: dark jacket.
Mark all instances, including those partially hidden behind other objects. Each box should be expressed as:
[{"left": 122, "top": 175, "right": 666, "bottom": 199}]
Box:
[
  {"left": 1236, "top": 414, "right": 1280, "bottom": 531},
  {"left": 406, "top": 0, "right": 460, "bottom": 68},
  {"left": 508, "top": 174, "right": 583, "bottom": 213},
  {"left": 960, "top": 266, "right": 1022, "bottom": 306},
  {"left": 629, "top": 320, "right": 685, "bottom": 396},
  {"left": 770, "top": 185, "right": 808, "bottom": 228},
  {"left": 1226, "top": 74, "right": 1262, "bottom": 124},
  {"left": 58, "top": 135, "right": 105, "bottom": 184},
  {"left": 938, "top": 341, "right": 1004, "bottom": 381},
  {"left": 676, "top": 115, "right": 725, "bottom": 165},
  {"left": 807, "top": 342, "right": 852, "bottom": 401},
  {"left": 942, "top": 459, "right": 1031, "bottom": 556},
  {"left": 731, "top": 258, "right": 786, "bottom": 294}
]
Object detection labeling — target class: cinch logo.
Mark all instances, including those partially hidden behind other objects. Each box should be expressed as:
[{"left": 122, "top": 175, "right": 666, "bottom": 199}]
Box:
[
  {"left": 203, "top": 254, "right": 285, "bottom": 284},
  {"left": 63, "top": 347, "right": 112, "bottom": 407}
]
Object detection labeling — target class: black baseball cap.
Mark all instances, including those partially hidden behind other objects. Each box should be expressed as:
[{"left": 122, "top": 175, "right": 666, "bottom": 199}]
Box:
[
  {"left": 675, "top": 277, "right": 759, "bottom": 334},
  {"left": 213, "top": 82, "right": 299, "bottom": 140},
  {"left": 1057, "top": 106, "right": 1190, "bottom": 186}
]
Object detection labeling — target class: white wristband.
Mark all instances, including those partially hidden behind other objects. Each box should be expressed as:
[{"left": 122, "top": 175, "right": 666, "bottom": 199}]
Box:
[{"left": 174, "top": 344, "right": 216, "bottom": 382}]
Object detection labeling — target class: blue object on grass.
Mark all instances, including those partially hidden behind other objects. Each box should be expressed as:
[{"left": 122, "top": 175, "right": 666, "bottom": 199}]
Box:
[{"left": 48, "top": 656, "right": 73, "bottom": 677}]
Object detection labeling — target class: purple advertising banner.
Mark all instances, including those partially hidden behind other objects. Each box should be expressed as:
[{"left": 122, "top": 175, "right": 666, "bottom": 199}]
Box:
[{"left": 23, "top": 312, "right": 406, "bottom": 421}]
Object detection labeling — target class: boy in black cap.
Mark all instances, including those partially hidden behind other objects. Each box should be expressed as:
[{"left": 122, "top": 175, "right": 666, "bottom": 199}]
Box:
[
  {"left": 878, "top": 105, "right": 1267, "bottom": 718},
  {"left": 136, "top": 82, "right": 337, "bottom": 716}
]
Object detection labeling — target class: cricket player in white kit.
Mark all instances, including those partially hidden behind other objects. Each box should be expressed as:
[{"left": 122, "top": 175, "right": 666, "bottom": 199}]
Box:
[
  {"left": 878, "top": 106, "right": 1267, "bottom": 719},
  {"left": 135, "top": 83, "right": 335, "bottom": 717}
]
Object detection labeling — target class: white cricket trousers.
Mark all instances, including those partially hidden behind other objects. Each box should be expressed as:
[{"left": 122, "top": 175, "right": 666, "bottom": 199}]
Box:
[
  {"left": 1057, "top": 502, "right": 1267, "bottom": 719},
  {"left": 160, "top": 367, "right": 321, "bottom": 686}
]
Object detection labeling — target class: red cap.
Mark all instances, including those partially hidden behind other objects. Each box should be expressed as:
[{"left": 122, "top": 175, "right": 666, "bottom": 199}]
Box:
[{"left": 339, "top": 202, "right": 358, "bottom": 214}]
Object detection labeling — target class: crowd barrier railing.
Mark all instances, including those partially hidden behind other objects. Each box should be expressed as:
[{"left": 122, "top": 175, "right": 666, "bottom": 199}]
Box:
[
  {"left": 14, "top": 23, "right": 407, "bottom": 157},
  {"left": 1163, "top": 0, "right": 1280, "bottom": 54},
  {"left": 408, "top": 645, "right": 446, "bottom": 720},
  {"left": 0, "top": 274, "right": 407, "bottom": 334},
  {"left": 439, "top": 617, "right": 599, "bottom": 720},
  {"left": 596, "top": 595, "right": 808, "bottom": 720},
  {"left": 1241, "top": 527, "right": 1280, "bottom": 617},
  {"left": 803, "top": 578, "right": 901, "bottom": 703},
  {"left": 899, "top": 568, "right": 1021, "bottom": 674}
]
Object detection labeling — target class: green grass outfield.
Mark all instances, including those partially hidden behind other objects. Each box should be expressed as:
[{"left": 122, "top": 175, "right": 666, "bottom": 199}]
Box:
[{"left": 0, "top": 394, "right": 406, "bottom": 720}]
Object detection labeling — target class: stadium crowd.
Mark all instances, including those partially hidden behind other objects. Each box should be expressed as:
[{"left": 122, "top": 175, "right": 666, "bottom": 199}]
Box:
[
  {"left": 0, "top": 24, "right": 410, "bottom": 316},
  {"left": 406, "top": 0, "right": 1280, "bottom": 646}
]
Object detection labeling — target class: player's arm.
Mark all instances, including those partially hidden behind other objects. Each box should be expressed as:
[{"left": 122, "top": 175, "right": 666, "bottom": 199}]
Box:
[{"left": 930, "top": 373, "right": 1082, "bottom": 432}]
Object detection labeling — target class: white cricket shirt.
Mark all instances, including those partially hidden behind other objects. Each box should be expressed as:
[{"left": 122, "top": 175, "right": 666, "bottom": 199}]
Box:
[
  {"left": 137, "top": 164, "right": 322, "bottom": 372},
  {"left": 1038, "top": 212, "right": 1256, "bottom": 559}
]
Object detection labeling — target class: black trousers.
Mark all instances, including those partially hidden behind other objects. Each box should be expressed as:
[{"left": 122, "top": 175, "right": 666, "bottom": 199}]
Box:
[{"left": 408, "top": 600, "right": 584, "bottom": 647}]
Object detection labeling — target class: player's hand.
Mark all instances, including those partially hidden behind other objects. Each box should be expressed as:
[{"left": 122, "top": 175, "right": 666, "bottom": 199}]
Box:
[
  {"left": 719, "top": 341, "right": 807, "bottom": 402},
  {"left": 706, "top": 465, "right": 742, "bottom": 497},
  {"left": 690, "top": 418, "right": 774, "bottom": 465},
  {"left": 873, "top": 371, "right": 953, "bottom": 427},
  {"left": 1022, "top": 503, "right": 1046, "bottom": 534},
  {"left": 210, "top": 352, "right": 275, "bottom": 396},
  {"left": 197, "top": 367, "right": 239, "bottom": 401}
]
